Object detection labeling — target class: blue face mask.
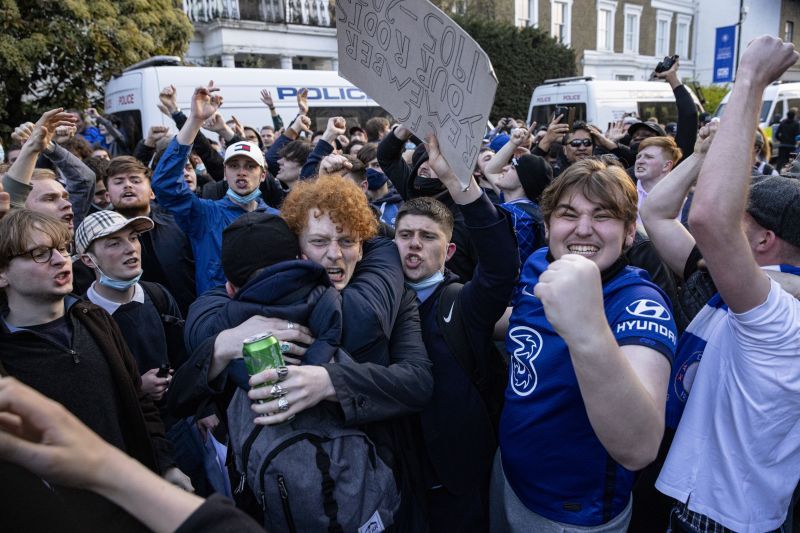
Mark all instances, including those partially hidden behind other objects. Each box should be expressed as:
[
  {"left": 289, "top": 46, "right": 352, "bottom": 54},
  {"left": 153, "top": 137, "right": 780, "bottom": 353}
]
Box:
[
  {"left": 405, "top": 270, "right": 445, "bottom": 292},
  {"left": 89, "top": 254, "right": 142, "bottom": 291},
  {"left": 226, "top": 187, "right": 262, "bottom": 205}
]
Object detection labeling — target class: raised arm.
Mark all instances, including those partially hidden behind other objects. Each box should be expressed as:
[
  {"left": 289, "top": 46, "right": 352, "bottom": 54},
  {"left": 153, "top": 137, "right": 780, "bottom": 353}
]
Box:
[
  {"left": 655, "top": 58, "right": 698, "bottom": 161},
  {"left": 483, "top": 125, "right": 535, "bottom": 182},
  {"left": 641, "top": 121, "right": 717, "bottom": 278},
  {"left": 688, "top": 36, "right": 799, "bottom": 313},
  {"left": 3, "top": 110, "right": 76, "bottom": 205}
]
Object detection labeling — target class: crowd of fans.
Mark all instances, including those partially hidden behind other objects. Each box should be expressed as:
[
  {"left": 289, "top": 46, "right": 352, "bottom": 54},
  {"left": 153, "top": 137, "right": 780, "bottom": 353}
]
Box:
[{"left": 0, "top": 35, "right": 799, "bottom": 533}]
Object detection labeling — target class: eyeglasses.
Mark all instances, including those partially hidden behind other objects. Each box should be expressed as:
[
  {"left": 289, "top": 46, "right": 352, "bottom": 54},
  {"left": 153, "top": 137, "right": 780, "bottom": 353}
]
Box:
[
  {"left": 569, "top": 139, "right": 594, "bottom": 148},
  {"left": 10, "top": 243, "right": 74, "bottom": 263}
]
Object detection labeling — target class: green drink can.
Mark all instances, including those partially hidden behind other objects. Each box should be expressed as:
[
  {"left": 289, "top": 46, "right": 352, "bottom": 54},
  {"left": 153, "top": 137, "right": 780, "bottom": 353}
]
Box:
[{"left": 242, "top": 332, "right": 284, "bottom": 386}]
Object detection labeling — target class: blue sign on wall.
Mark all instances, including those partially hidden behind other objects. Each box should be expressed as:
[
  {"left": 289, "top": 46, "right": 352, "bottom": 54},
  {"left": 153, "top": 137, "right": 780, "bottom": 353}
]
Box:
[{"left": 713, "top": 25, "right": 737, "bottom": 83}]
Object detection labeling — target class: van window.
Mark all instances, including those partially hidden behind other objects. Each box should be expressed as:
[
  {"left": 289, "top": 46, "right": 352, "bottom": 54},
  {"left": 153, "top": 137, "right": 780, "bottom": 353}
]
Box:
[
  {"left": 307, "top": 107, "right": 393, "bottom": 133},
  {"left": 637, "top": 101, "right": 680, "bottom": 124},
  {"left": 768, "top": 100, "right": 781, "bottom": 123},
  {"left": 110, "top": 110, "right": 143, "bottom": 151},
  {"left": 529, "top": 104, "right": 587, "bottom": 127}
]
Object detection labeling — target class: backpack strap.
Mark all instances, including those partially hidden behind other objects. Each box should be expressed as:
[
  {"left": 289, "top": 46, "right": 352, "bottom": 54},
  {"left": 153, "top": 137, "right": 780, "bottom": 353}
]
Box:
[
  {"left": 436, "top": 282, "right": 475, "bottom": 377},
  {"left": 513, "top": 201, "right": 542, "bottom": 220},
  {"left": 311, "top": 438, "right": 344, "bottom": 533},
  {"left": 140, "top": 281, "right": 185, "bottom": 327}
]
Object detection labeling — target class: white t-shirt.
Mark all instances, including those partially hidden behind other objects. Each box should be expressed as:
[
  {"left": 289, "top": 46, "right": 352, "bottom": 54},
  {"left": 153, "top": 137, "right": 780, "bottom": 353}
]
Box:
[{"left": 656, "top": 279, "right": 800, "bottom": 533}]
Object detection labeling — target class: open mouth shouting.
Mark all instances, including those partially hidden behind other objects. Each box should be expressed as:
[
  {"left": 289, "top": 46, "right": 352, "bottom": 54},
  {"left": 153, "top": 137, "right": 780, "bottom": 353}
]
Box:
[
  {"left": 404, "top": 254, "right": 423, "bottom": 270},
  {"left": 54, "top": 269, "right": 72, "bottom": 286},
  {"left": 326, "top": 267, "right": 345, "bottom": 284},
  {"left": 62, "top": 213, "right": 74, "bottom": 231}
]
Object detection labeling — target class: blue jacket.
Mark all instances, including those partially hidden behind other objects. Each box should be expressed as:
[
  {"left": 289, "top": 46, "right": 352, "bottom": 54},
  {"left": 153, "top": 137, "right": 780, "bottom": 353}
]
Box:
[{"left": 151, "top": 137, "right": 278, "bottom": 294}]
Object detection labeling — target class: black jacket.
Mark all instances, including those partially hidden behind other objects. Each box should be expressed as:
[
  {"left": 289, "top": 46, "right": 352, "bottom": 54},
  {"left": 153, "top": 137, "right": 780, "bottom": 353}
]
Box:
[
  {"left": 417, "top": 193, "right": 519, "bottom": 495},
  {"left": 140, "top": 203, "right": 197, "bottom": 317}
]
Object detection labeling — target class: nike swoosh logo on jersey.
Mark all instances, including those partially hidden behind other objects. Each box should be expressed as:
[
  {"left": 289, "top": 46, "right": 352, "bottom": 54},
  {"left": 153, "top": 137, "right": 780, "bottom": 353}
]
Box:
[
  {"left": 521, "top": 285, "right": 535, "bottom": 297},
  {"left": 443, "top": 301, "right": 455, "bottom": 323}
]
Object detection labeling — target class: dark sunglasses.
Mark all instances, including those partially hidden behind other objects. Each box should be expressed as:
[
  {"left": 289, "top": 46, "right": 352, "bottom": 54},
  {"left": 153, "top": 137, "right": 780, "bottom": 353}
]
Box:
[{"left": 569, "top": 139, "right": 593, "bottom": 148}]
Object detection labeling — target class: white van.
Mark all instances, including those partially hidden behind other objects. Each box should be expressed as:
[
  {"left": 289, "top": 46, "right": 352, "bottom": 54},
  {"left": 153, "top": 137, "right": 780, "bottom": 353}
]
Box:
[
  {"left": 526, "top": 76, "right": 701, "bottom": 130},
  {"left": 103, "top": 56, "right": 387, "bottom": 146},
  {"left": 715, "top": 81, "right": 800, "bottom": 147}
]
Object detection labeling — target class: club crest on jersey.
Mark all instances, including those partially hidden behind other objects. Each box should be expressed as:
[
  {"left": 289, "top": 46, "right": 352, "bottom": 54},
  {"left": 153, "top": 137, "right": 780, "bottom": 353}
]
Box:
[
  {"left": 673, "top": 350, "right": 703, "bottom": 403},
  {"left": 508, "top": 326, "right": 543, "bottom": 397}
]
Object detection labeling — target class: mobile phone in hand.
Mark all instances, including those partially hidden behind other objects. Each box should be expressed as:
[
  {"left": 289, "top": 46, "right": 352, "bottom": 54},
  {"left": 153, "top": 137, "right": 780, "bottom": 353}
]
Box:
[{"left": 157, "top": 364, "right": 171, "bottom": 378}]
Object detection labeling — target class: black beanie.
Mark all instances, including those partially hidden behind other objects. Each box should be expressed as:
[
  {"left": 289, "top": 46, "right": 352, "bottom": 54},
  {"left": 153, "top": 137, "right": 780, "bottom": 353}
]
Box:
[
  {"left": 513, "top": 154, "right": 553, "bottom": 203},
  {"left": 222, "top": 212, "right": 301, "bottom": 287}
]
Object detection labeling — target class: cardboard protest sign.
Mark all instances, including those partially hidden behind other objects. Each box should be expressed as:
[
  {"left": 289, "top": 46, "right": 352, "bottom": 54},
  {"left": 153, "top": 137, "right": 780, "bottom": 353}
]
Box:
[{"left": 336, "top": 0, "right": 497, "bottom": 188}]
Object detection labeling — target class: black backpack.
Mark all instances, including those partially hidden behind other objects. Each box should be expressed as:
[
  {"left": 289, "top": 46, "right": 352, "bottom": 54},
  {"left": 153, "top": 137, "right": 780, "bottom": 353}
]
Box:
[
  {"left": 140, "top": 281, "right": 186, "bottom": 366},
  {"left": 436, "top": 283, "right": 508, "bottom": 435}
]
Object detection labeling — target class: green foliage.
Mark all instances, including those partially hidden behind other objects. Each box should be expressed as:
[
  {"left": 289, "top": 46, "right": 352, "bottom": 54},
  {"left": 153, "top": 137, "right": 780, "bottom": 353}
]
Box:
[
  {"left": 453, "top": 16, "right": 576, "bottom": 122},
  {"left": 691, "top": 83, "right": 730, "bottom": 114},
  {"left": 0, "top": 0, "right": 193, "bottom": 137}
]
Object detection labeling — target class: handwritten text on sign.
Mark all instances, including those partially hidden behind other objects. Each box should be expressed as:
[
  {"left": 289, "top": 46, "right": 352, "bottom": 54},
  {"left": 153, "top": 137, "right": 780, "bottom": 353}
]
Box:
[{"left": 336, "top": 0, "right": 497, "bottom": 187}]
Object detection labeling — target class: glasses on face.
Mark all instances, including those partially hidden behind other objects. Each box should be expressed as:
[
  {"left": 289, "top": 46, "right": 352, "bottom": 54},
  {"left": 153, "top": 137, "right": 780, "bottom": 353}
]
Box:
[
  {"left": 569, "top": 139, "right": 593, "bottom": 148},
  {"left": 10, "top": 242, "right": 74, "bottom": 263}
]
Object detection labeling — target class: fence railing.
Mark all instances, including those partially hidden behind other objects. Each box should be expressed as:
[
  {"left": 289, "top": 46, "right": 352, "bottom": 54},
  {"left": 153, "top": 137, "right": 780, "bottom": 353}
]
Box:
[{"left": 184, "top": 0, "right": 334, "bottom": 26}]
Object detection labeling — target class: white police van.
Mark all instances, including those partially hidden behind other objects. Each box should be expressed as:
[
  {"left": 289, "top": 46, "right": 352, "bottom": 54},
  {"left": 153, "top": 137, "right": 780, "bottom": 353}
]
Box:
[
  {"left": 526, "top": 76, "right": 701, "bottom": 129},
  {"left": 103, "top": 56, "right": 387, "bottom": 145},
  {"left": 715, "top": 81, "right": 800, "bottom": 147}
]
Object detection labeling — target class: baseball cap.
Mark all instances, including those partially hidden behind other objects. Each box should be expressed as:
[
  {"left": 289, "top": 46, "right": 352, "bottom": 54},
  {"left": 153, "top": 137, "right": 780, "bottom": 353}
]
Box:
[
  {"left": 221, "top": 212, "right": 300, "bottom": 288},
  {"left": 489, "top": 134, "right": 510, "bottom": 152},
  {"left": 366, "top": 168, "right": 389, "bottom": 191},
  {"left": 224, "top": 141, "right": 266, "bottom": 168},
  {"left": 512, "top": 154, "right": 553, "bottom": 203},
  {"left": 349, "top": 126, "right": 366, "bottom": 136},
  {"left": 628, "top": 121, "right": 667, "bottom": 138},
  {"left": 747, "top": 175, "right": 800, "bottom": 248},
  {"left": 75, "top": 211, "right": 154, "bottom": 255}
]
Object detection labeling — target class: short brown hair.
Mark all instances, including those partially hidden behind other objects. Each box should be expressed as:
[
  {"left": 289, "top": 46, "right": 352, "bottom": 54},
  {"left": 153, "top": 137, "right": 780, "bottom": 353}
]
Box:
[
  {"left": 356, "top": 142, "right": 378, "bottom": 167},
  {"left": 278, "top": 140, "right": 313, "bottom": 164},
  {"left": 540, "top": 158, "right": 638, "bottom": 227},
  {"left": 638, "top": 136, "right": 683, "bottom": 165},
  {"left": 105, "top": 156, "right": 151, "bottom": 186},
  {"left": 343, "top": 155, "right": 366, "bottom": 184},
  {"left": 396, "top": 197, "right": 454, "bottom": 241},
  {"left": 0, "top": 210, "right": 72, "bottom": 271},
  {"left": 281, "top": 174, "right": 378, "bottom": 241},
  {"left": 364, "top": 117, "right": 390, "bottom": 142},
  {"left": 31, "top": 169, "right": 57, "bottom": 181}
]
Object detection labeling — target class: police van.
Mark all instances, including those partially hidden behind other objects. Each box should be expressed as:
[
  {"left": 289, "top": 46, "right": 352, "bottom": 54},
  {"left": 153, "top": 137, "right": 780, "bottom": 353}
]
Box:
[
  {"left": 526, "top": 76, "right": 701, "bottom": 129},
  {"left": 103, "top": 56, "right": 387, "bottom": 145},
  {"left": 715, "top": 81, "right": 800, "bottom": 147}
]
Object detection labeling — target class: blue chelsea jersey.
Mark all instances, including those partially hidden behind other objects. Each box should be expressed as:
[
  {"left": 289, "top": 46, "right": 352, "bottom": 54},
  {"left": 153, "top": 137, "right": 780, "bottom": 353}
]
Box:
[{"left": 500, "top": 248, "right": 677, "bottom": 526}]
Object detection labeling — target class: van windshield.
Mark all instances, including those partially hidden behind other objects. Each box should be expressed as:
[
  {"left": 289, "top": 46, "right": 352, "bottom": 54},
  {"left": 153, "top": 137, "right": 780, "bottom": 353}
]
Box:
[
  {"left": 529, "top": 104, "right": 587, "bottom": 127},
  {"left": 308, "top": 107, "right": 393, "bottom": 132},
  {"left": 109, "top": 111, "right": 143, "bottom": 152},
  {"left": 637, "top": 101, "right": 681, "bottom": 124},
  {"left": 761, "top": 100, "right": 774, "bottom": 123}
]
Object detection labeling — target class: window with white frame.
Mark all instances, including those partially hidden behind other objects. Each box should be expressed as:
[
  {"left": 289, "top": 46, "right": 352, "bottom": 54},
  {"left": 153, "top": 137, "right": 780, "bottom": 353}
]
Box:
[
  {"left": 597, "top": 1, "right": 617, "bottom": 51},
  {"left": 655, "top": 11, "right": 673, "bottom": 58},
  {"left": 675, "top": 14, "right": 691, "bottom": 58},
  {"left": 551, "top": 0, "right": 572, "bottom": 45},
  {"left": 623, "top": 4, "right": 642, "bottom": 54},
  {"left": 528, "top": 0, "right": 539, "bottom": 27}
]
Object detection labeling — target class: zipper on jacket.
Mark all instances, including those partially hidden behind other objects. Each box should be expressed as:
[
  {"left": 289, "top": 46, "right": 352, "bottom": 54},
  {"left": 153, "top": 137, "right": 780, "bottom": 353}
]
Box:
[
  {"left": 234, "top": 424, "right": 264, "bottom": 495},
  {"left": 69, "top": 349, "right": 79, "bottom": 364},
  {"left": 277, "top": 475, "right": 298, "bottom": 533}
]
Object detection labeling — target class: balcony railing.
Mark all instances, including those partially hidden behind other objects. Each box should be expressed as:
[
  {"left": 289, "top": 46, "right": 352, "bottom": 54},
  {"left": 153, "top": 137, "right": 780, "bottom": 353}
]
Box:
[{"left": 184, "top": 0, "right": 334, "bottom": 27}]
